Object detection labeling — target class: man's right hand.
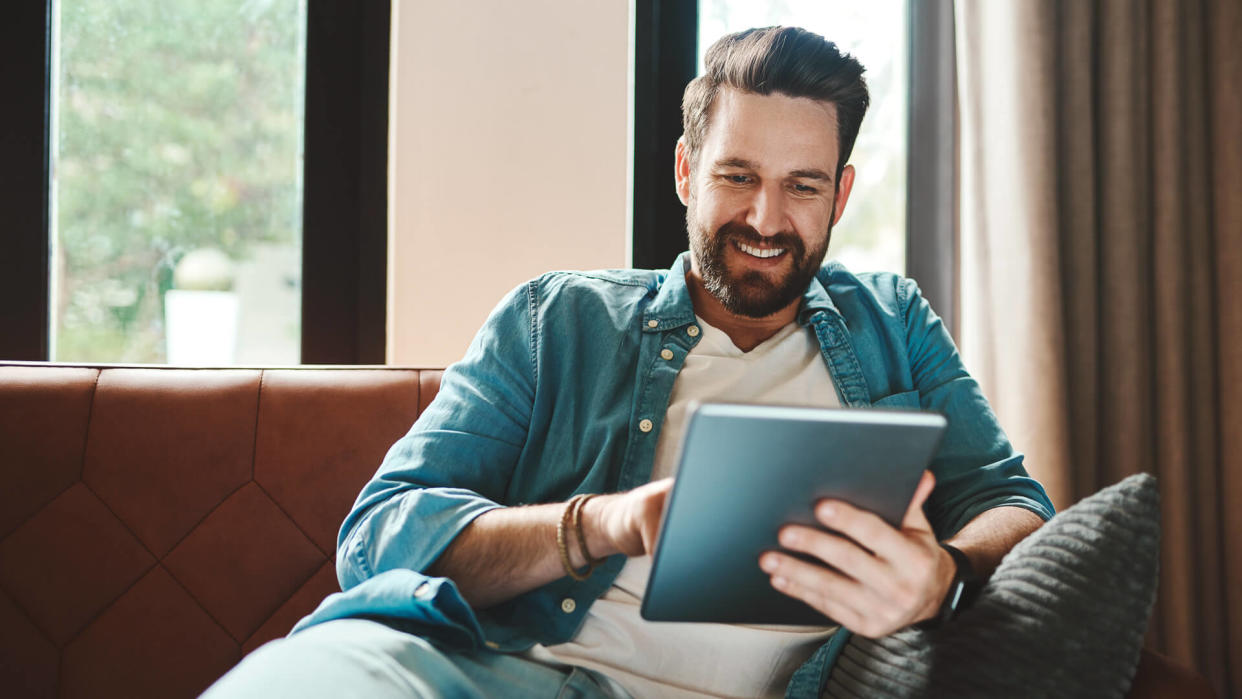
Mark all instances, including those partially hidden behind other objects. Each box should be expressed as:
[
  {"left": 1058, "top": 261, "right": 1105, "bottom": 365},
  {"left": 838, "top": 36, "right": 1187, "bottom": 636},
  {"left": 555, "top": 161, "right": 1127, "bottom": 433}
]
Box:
[
  {"left": 583, "top": 478, "right": 674, "bottom": 558},
  {"left": 428, "top": 478, "right": 674, "bottom": 608}
]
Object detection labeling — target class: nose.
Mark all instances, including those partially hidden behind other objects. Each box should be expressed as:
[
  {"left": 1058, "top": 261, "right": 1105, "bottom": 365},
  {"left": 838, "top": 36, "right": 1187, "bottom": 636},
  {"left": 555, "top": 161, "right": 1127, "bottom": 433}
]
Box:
[{"left": 745, "top": 182, "right": 786, "bottom": 238}]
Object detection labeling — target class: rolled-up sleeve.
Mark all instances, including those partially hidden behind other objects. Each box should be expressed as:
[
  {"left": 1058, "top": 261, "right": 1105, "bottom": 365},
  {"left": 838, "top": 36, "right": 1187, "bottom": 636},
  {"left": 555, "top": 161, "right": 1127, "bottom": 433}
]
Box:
[
  {"left": 336, "top": 281, "right": 538, "bottom": 590},
  {"left": 898, "top": 277, "right": 1055, "bottom": 538}
]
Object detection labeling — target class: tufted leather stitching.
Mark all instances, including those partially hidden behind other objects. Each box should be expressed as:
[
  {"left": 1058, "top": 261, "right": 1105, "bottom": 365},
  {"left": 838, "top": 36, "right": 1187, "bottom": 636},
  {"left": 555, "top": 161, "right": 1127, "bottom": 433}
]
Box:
[
  {"left": 65, "top": 369, "right": 190, "bottom": 640},
  {"left": 0, "top": 364, "right": 430, "bottom": 698},
  {"left": 76, "top": 369, "right": 101, "bottom": 481},
  {"left": 250, "top": 370, "right": 263, "bottom": 481},
  {"left": 67, "top": 480, "right": 165, "bottom": 640},
  {"left": 0, "top": 368, "right": 106, "bottom": 655},
  {"left": 155, "top": 560, "right": 237, "bottom": 644},
  {"left": 0, "top": 575, "right": 58, "bottom": 675},
  {"left": 152, "top": 478, "right": 255, "bottom": 599},
  {"left": 245, "top": 369, "right": 336, "bottom": 559}
]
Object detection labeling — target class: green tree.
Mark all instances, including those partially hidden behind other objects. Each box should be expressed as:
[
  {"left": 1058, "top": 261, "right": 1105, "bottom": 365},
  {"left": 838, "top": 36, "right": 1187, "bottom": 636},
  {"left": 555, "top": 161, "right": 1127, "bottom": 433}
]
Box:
[{"left": 54, "top": 0, "right": 305, "bottom": 361}]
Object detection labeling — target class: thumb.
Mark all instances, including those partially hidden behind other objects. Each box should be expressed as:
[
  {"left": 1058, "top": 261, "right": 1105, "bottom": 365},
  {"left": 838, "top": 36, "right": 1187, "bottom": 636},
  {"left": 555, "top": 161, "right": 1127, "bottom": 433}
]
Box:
[
  {"left": 641, "top": 478, "right": 674, "bottom": 553},
  {"left": 901, "top": 470, "right": 936, "bottom": 531}
]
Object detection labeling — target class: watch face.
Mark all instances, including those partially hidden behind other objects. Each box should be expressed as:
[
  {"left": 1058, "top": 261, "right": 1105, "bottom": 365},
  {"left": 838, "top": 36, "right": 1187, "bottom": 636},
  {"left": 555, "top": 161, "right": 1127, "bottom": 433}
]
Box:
[{"left": 947, "top": 579, "right": 967, "bottom": 612}]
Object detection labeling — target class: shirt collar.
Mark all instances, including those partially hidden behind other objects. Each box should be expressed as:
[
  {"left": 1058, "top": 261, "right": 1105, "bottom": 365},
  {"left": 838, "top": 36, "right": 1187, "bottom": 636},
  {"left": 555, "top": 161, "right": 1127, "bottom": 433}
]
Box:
[{"left": 642, "top": 251, "right": 843, "bottom": 333}]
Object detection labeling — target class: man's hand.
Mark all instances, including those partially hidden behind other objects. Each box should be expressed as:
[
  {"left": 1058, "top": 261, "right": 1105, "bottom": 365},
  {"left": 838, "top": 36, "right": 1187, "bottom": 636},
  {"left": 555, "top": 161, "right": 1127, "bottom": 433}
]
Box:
[
  {"left": 583, "top": 478, "right": 673, "bottom": 558},
  {"left": 758, "top": 470, "right": 956, "bottom": 638},
  {"left": 430, "top": 478, "right": 674, "bottom": 609}
]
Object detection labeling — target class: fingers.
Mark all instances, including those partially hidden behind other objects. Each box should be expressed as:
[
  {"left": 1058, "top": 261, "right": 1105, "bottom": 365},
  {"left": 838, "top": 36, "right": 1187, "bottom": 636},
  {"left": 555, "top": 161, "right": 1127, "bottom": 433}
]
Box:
[
  {"left": 649, "top": 477, "right": 674, "bottom": 495},
  {"left": 775, "top": 525, "right": 889, "bottom": 591},
  {"left": 642, "top": 480, "right": 672, "bottom": 554},
  {"left": 640, "top": 514, "right": 661, "bottom": 554},
  {"left": 760, "top": 551, "right": 869, "bottom": 630},
  {"left": 811, "top": 471, "right": 936, "bottom": 562},
  {"left": 630, "top": 477, "right": 673, "bottom": 497},
  {"left": 760, "top": 546, "right": 940, "bottom": 637},
  {"left": 757, "top": 470, "right": 948, "bottom": 637},
  {"left": 587, "top": 478, "right": 674, "bottom": 558},
  {"left": 900, "top": 470, "right": 936, "bottom": 529},
  {"left": 811, "top": 500, "right": 905, "bottom": 562},
  {"left": 620, "top": 478, "right": 672, "bottom": 556}
]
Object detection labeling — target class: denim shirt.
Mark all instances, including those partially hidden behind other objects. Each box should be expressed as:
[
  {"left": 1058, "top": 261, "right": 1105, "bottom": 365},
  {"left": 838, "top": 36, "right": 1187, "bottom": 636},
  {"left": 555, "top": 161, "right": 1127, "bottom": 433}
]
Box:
[{"left": 295, "top": 253, "right": 1055, "bottom": 697}]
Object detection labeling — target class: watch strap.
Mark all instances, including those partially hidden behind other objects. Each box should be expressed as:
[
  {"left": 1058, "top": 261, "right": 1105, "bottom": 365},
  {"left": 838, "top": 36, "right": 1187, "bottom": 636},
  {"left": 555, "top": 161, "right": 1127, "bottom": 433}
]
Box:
[{"left": 916, "top": 542, "right": 978, "bottom": 630}]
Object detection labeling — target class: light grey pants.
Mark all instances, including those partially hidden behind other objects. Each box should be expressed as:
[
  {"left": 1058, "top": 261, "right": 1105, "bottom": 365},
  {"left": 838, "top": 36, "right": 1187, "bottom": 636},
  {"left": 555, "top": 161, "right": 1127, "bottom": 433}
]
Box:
[{"left": 201, "top": 619, "right": 626, "bottom": 699}]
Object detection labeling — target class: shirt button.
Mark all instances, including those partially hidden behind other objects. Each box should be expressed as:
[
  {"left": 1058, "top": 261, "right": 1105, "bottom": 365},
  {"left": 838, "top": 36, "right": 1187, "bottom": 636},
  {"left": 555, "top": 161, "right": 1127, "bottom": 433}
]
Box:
[
  {"left": 687, "top": 325, "right": 700, "bottom": 337},
  {"left": 660, "top": 348, "right": 674, "bottom": 360},
  {"left": 561, "top": 598, "right": 577, "bottom": 613},
  {"left": 647, "top": 319, "right": 658, "bottom": 328},
  {"left": 484, "top": 641, "right": 500, "bottom": 650},
  {"left": 414, "top": 582, "right": 433, "bottom": 599},
  {"left": 639, "top": 419, "right": 653, "bottom": 433}
]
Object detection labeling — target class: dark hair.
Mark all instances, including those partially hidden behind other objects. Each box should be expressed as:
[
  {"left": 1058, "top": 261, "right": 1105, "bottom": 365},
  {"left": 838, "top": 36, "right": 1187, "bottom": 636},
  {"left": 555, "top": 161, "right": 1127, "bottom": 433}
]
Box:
[{"left": 681, "top": 26, "right": 870, "bottom": 181}]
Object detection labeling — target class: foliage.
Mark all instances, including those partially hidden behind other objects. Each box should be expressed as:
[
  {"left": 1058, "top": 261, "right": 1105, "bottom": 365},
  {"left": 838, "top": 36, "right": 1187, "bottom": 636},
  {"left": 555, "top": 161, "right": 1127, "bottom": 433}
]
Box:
[{"left": 53, "top": 0, "right": 305, "bottom": 362}]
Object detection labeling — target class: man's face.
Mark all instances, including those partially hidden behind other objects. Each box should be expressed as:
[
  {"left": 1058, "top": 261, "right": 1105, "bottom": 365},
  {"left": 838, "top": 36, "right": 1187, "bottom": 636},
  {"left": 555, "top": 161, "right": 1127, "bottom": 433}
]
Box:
[{"left": 676, "top": 88, "right": 855, "bottom": 318}]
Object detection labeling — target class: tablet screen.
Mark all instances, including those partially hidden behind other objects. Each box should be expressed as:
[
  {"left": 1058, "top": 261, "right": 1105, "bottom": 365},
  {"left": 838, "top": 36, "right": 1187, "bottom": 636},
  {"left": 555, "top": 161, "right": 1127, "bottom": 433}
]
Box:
[{"left": 641, "top": 402, "right": 947, "bottom": 625}]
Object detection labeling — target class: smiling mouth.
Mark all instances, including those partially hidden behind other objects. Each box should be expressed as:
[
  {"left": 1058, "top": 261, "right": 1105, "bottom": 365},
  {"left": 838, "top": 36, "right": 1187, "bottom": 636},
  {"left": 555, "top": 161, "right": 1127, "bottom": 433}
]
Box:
[{"left": 735, "top": 240, "right": 787, "bottom": 259}]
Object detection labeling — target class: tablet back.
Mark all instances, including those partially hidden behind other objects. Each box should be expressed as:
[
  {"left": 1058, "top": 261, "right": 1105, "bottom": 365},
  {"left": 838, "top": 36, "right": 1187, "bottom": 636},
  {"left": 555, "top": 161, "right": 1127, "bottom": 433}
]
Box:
[{"left": 641, "top": 402, "right": 947, "bottom": 625}]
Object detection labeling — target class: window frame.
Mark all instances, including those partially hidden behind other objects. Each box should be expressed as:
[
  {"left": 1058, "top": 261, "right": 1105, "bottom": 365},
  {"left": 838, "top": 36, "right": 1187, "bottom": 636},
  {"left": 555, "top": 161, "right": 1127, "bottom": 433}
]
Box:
[
  {"left": 630, "top": 0, "right": 959, "bottom": 337},
  {"left": 1, "top": 2, "right": 53, "bottom": 362},
  {"left": 0, "top": 0, "right": 389, "bottom": 364},
  {"left": 631, "top": 0, "right": 699, "bottom": 271}
]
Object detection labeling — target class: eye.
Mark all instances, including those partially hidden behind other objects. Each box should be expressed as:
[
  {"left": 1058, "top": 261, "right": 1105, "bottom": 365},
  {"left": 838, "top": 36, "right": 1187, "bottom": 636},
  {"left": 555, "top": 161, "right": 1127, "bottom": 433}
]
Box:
[
  {"left": 723, "top": 174, "right": 752, "bottom": 185},
  {"left": 792, "top": 183, "right": 818, "bottom": 195}
]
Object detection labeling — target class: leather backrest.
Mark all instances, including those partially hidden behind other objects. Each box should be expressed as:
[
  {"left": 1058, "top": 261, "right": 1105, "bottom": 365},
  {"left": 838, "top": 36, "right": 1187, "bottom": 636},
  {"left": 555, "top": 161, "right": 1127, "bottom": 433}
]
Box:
[{"left": 0, "top": 364, "right": 442, "bottom": 699}]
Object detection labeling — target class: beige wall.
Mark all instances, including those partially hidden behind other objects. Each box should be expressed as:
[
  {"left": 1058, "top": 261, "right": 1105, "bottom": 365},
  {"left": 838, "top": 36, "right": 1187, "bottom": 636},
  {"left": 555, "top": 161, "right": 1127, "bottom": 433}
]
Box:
[{"left": 387, "top": 0, "right": 632, "bottom": 366}]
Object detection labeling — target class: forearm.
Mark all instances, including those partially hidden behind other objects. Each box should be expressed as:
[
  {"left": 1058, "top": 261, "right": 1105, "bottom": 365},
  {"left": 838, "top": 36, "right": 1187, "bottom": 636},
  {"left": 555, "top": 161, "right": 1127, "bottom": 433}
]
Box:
[
  {"left": 427, "top": 496, "right": 621, "bottom": 609},
  {"left": 944, "top": 505, "right": 1046, "bottom": 579}
]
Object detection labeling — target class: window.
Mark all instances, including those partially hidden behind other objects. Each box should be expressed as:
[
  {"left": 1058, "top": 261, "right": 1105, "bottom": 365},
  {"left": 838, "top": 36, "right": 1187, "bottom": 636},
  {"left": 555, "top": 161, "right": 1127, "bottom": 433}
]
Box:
[
  {"left": 699, "top": 0, "right": 907, "bottom": 275},
  {"left": 632, "top": 0, "right": 957, "bottom": 330},
  {"left": 50, "top": 0, "right": 307, "bottom": 364},
  {"left": 1, "top": 1, "right": 390, "bottom": 365}
]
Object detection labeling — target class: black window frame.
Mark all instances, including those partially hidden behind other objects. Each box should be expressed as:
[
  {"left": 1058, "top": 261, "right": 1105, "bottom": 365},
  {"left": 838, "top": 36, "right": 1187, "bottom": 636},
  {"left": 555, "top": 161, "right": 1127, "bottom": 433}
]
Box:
[
  {"left": 631, "top": 0, "right": 958, "bottom": 337},
  {"left": 0, "top": 0, "right": 389, "bottom": 364},
  {"left": 631, "top": 0, "right": 699, "bottom": 271}
]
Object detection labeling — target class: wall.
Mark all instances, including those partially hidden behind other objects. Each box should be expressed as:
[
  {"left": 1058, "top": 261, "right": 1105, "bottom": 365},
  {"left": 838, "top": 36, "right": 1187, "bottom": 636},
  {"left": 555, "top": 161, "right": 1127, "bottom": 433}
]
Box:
[{"left": 387, "top": 0, "right": 632, "bottom": 366}]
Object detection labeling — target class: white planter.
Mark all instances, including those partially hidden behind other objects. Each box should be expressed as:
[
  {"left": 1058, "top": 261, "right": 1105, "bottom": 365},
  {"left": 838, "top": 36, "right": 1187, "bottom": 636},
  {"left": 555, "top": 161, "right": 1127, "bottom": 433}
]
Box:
[{"left": 164, "top": 290, "right": 239, "bottom": 365}]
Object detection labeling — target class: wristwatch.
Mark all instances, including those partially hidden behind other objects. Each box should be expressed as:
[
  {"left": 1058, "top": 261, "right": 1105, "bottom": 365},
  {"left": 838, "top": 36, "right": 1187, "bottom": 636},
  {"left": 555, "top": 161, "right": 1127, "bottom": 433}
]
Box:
[{"left": 916, "top": 542, "right": 980, "bottom": 630}]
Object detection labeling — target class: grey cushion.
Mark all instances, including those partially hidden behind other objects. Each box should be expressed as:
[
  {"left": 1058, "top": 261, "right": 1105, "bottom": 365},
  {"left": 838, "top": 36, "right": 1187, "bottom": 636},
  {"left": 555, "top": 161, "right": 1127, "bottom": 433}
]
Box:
[{"left": 824, "top": 473, "right": 1160, "bottom": 699}]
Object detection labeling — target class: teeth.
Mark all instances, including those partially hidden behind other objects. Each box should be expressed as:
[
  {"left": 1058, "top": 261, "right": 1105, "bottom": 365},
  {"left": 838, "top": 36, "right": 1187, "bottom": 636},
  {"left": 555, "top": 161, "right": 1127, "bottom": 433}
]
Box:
[{"left": 737, "top": 241, "right": 785, "bottom": 258}]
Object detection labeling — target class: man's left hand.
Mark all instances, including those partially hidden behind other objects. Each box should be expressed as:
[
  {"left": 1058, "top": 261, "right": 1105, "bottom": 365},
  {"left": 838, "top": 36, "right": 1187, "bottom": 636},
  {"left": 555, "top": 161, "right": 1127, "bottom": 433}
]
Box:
[{"left": 758, "top": 470, "right": 955, "bottom": 638}]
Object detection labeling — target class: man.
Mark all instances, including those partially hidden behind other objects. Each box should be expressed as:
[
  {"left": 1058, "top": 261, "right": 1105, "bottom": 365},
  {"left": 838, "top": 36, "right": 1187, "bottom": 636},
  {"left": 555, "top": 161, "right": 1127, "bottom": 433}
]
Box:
[{"left": 206, "top": 26, "right": 1053, "bottom": 698}]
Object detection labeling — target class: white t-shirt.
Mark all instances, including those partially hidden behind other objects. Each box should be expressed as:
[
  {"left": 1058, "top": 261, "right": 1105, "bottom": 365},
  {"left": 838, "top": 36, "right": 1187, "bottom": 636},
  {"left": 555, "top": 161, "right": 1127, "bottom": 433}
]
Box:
[{"left": 527, "top": 317, "right": 842, "bottom": 698}]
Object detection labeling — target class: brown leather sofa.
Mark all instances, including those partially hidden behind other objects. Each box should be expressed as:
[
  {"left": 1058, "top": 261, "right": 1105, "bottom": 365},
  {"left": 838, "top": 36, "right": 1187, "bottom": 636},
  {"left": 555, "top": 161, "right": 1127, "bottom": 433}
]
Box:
[
  {"left": 0, "top": 363, "right": 442, "bottom": 698},
  {"left": 0, "top": 362, "right": 1216, "bottom": 699}
]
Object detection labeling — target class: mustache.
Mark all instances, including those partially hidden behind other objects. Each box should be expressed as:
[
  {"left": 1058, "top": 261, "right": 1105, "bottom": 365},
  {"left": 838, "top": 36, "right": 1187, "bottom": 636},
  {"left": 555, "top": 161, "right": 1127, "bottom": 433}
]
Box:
[{"left": 714, "top": 222, "right": 805, "bottom": 257}]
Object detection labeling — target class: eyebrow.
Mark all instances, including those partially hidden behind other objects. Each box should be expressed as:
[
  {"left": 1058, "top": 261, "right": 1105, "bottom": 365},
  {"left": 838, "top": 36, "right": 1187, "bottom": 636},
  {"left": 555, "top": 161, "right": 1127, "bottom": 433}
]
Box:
[
  {"left": 715, "top": 157, "right": 759, "bottom": 170},
  {"left": 713, "top": 158, "right": 834, "bottom": 185},
  {"left": 789, "top": 168, "right": 833, "bottom": 183}
]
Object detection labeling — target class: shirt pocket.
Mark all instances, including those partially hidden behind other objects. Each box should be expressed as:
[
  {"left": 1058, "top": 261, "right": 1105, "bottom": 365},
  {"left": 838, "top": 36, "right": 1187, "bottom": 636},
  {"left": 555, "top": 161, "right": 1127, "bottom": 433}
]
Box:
[{"left": 870, "top": 389, "right": 921, "bottom": 409}]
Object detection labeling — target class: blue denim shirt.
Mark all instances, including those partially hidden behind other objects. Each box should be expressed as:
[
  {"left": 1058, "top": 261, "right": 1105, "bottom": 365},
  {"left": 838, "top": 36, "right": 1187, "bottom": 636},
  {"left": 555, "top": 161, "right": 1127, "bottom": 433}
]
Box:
[{"left": 295, "top": 253, "right": 1055, "bottom": 697}]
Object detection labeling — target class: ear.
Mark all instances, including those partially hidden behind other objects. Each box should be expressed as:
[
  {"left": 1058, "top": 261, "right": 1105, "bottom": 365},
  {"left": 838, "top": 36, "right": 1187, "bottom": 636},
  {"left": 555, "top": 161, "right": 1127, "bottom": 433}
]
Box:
[
  {"left": 674, "top": 136, "right": 692, "bottom": 206},
  {"left": 831, "top": 164, "right": 856, "bottom": 227}
]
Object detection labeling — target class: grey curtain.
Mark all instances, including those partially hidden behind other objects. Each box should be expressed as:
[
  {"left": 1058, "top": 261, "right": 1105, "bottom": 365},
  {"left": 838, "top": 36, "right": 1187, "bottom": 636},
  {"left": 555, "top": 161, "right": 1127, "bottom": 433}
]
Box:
[{"left": 955, "top": 1, "right": 1242, "bottom": 696}]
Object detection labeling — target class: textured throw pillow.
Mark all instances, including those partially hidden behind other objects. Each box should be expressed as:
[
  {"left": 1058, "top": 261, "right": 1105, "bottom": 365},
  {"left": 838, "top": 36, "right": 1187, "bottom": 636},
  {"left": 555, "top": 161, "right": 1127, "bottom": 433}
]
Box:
[{"left": 823, "top": 473, "right": 1160, "bottom": 699}]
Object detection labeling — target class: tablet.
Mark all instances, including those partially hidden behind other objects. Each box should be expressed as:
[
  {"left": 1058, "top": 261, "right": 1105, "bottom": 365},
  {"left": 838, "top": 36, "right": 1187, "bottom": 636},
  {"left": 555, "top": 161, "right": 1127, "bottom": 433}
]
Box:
[{"left": 640, "top": 402, "right": 948, "bottom": 625}]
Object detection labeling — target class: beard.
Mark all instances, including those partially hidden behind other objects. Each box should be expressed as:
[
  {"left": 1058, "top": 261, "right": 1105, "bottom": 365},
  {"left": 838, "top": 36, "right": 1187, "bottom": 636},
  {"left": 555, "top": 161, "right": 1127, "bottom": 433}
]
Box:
[{"left": 687, "top": 202, "right": 834, "bottom": 319}]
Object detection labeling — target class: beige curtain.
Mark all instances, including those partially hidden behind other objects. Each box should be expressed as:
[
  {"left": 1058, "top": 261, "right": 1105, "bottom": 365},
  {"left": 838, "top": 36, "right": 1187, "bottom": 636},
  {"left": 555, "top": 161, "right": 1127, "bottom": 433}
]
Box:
[{"left": 955, "top": 0, "right": 1242, "bottom": 696}]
